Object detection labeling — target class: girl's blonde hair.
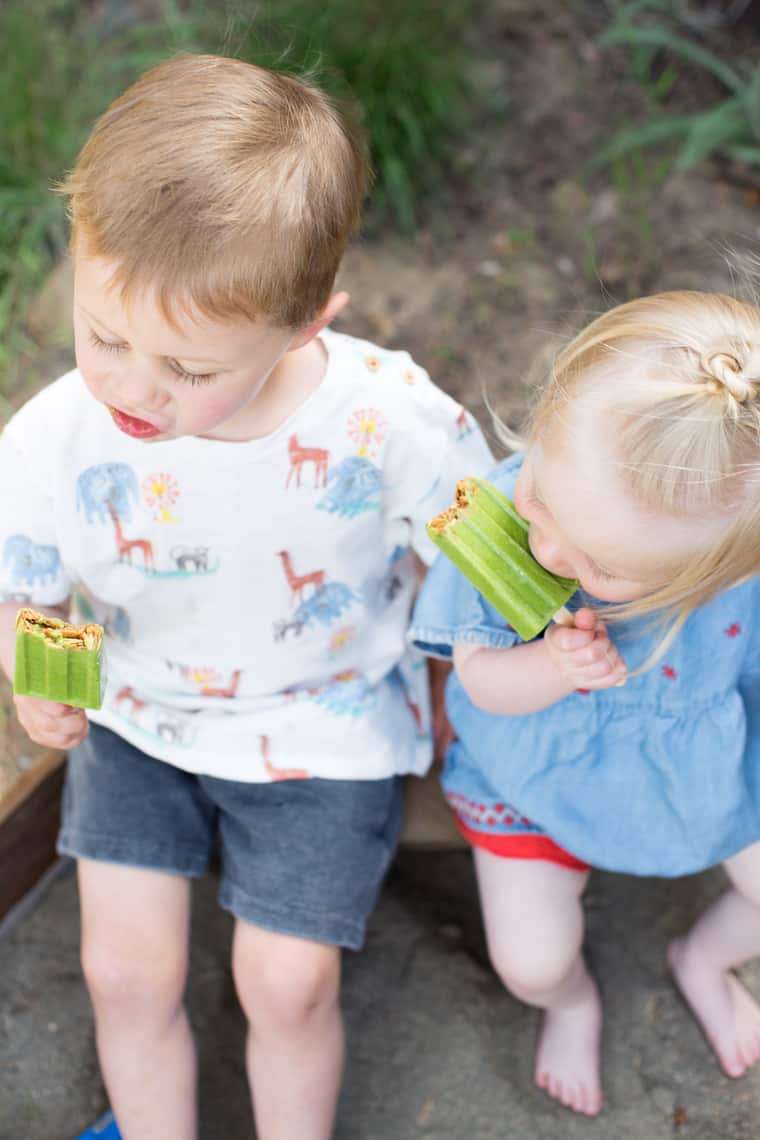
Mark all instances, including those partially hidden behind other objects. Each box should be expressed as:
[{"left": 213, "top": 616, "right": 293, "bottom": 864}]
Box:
[
  {"left": 59, "top": 54, "right": 370, "bottom": 329},
  {"left": 497, "top": 290, "right": 760, "bottom": 646}
]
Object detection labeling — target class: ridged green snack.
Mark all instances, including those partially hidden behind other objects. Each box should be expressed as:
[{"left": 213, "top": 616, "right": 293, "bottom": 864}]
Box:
[
  {"left": 427, "top": 477, "right": 578, "bottom": 640},
  {"left": 14, "top": 608, "right": 104, "bottom": 709}
]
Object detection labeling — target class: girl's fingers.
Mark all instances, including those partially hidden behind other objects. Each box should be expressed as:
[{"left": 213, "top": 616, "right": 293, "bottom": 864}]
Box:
[
  {"left": 572, "top": 608, "right": 597, "bottom": 631},
  {"left": 547, "top": 625, "right": 597, "bottom": 653},
  {"left": 574, "top": 661, "right": 628, "bottom": 684}
]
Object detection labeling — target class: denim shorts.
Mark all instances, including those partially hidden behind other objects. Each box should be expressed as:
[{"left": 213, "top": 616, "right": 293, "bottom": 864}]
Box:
[{"left": 58, "top": 723, "right": 403, "bottom": 950}]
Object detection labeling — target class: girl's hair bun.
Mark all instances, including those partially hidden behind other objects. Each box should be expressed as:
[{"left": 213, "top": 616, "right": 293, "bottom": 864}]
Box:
[{"left": 703, "top": 350, "right": 757, "bottom": 404}]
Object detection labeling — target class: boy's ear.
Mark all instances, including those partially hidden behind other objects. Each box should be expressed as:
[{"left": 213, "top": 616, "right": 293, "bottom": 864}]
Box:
[{"left": 289, "top": 292, "right": 349, "bottom": 351}]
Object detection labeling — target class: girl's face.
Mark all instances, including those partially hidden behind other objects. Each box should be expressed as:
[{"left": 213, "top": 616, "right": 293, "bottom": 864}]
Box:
[{"left": 512, "top": 405, "right": 728, "bottom": 603}]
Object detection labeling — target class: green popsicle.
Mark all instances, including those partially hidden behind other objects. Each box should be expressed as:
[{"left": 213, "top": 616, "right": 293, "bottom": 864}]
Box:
[
  {"left": 426, "top": 477, "right": 578, "bottom": 640},
  {"left": 14, "top": 609, "right": 105, "bottom": 709}
]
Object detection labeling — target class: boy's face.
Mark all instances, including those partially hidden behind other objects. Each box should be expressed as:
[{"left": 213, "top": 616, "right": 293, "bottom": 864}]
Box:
[{"left": 73, "top": 255, "right": 312, "bottom": 442}]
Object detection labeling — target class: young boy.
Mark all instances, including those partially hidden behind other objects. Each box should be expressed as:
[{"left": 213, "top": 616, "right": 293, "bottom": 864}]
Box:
[{"left": 0, "top": 55, "right": 492, "bottom": 1139}]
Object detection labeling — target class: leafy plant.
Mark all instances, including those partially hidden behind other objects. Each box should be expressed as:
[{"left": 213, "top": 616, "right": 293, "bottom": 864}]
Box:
[{"left": 596, "top": 3, "right": 760, "bottom": 172}]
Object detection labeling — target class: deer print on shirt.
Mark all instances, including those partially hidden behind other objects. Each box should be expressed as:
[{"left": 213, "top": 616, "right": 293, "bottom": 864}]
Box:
[
  {"left": 286, "top": 434, "right": 330, "bottom": 489},
  {"left": 107, "top": 501, "right": 155, "bottom": 570},
  {"left": 276, "top": 550, "right": 325, "bottom": 606},
  {"left": 260, "top": 734, "right": 309, "bottom": 780}
]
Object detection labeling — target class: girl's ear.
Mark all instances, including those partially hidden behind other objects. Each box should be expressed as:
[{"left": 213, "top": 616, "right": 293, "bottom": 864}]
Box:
[{"left": 289, "top": 292, "right": 350, "bottom": 351}]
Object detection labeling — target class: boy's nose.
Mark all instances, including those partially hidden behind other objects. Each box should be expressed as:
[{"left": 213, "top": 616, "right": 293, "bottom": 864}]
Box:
[{"left": 123, "top": 371, "right": 169, "bottom": 412}]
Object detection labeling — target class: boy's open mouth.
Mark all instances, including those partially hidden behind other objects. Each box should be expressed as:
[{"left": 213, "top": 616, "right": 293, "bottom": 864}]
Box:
[{"left": 108, "top": 406, "right": 162, "bottom": 439}]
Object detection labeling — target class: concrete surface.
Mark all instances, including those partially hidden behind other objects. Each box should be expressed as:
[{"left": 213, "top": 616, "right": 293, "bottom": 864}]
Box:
[{"left": 2, "top": 851, "right": 760, "bottom": 1139}]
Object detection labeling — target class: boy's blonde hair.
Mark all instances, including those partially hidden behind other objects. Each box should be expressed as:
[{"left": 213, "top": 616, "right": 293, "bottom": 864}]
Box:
[
  {"left": 498, "top": 290, "right": 760, "bottom": 644},
  {"left": 60, "top": 54, "right": 370, "bottom": 329}
]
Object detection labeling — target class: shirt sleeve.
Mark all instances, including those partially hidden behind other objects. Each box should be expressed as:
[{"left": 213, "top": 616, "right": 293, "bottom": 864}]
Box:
[
  {"left": 409, "top": 545, "right": 521, "bottom": 659},
  {"left": 0, "top": 421, "right": 72, "bottom": 606},
  {"left": 382, "top": 356, "right": 495, "bottom": 567}
]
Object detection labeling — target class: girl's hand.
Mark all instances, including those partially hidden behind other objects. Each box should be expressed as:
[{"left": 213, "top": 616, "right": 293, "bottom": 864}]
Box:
[
  {"left": 544, "top": 607, "right": 627, "bottom": 691},
  {"left": 13, "top": 693, "right": 89, "bottom": 750}
]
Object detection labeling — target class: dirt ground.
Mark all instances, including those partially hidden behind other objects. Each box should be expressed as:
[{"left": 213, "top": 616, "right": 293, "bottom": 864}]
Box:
[{"left": 3, "top": 0, "right": 760, "bottom": 795}]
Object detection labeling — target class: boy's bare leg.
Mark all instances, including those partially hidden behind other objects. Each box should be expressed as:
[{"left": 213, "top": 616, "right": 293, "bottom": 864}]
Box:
[
  {"left": 78, "top": 860, "right": 195, "bottom": 1140},
  {"left": 669, "top": 840, "right": 760, "bottom": 1078},
  {"left": 473, "top": 849, "right": 602, "bottom": 1115},
  {"left": 232, "top": 921, "right": 344, "bottom": 1140}
]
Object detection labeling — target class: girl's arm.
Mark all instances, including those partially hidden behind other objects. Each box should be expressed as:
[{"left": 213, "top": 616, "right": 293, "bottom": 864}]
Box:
[
  {"left": 454, "top": 640, "right": 575, "bottom": 715},
  {"left": 454, "top": 608, "right": 627, "bottom": 716}
]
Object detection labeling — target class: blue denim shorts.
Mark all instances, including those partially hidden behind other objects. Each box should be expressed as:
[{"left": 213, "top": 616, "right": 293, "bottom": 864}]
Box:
[{"left": 58, "top": 723, "right": 403, "bottom": 950}]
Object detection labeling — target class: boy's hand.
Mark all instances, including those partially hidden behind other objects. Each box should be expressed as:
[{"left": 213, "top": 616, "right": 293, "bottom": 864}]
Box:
[
  {"left": 544, "top": 607, "right": 627, "bottom": 691},
  {"left": 13, "top": 693, "right": 88, "bottom": 751}
]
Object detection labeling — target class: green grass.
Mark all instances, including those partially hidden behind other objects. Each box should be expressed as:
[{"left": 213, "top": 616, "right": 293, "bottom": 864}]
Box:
[
  {"left": 596, "top": 1, "right": 760, "bottom": 173},
  {"left": 0, "top": 0, "right": 476, "bottom": 398}
]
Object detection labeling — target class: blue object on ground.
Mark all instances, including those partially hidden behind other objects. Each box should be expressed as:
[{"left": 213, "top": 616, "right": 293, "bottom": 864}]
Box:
[{"left": 71, "top": 1111, "right": 121, "bottom": 1139}]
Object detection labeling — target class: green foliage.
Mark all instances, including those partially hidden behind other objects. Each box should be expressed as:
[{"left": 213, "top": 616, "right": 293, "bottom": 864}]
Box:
[
  {"left": 228, "top": 0, "right": 474, "bottom": 233},
  {"left": 596, "top": 3, "right": 760, "bottom": 172},
  {"left": 0, "top": 0, "right": 476, "bottom": 394}
]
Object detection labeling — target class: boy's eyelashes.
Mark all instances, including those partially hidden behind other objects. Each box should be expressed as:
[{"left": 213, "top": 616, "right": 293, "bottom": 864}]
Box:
[{"left": 86, "top": 328, "right": 217, "bottom": 386}]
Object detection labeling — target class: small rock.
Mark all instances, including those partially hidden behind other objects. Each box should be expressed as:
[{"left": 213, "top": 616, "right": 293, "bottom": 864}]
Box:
[
  {"left": 590, "top": 188, "right": 619, "bottom": 225},
  {"left": 599, "top": 260, "right": 627, "bottom": 286},
  {"left": 416, "top": 1098, "right": 434, "bottom": 1126},
  {"left": 477, "top": 259, "right": 502, "bottom": 279},
  {"left": 551, "top": 179, "right": 590, "bottom": 219},
  {"left": 556, "top": 256, "right": 576, "bottom": 277}
]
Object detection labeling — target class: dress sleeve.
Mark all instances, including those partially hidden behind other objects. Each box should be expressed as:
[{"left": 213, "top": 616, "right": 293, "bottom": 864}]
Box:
[
  {"left": 409, "top": 545, "right": 521, "bottom": 659},
  {"left": 382, "top": 355, "right": 494, "bottom": 567},
  {"left": 0, "top": 422, "right": 72, "bottom": 606}
]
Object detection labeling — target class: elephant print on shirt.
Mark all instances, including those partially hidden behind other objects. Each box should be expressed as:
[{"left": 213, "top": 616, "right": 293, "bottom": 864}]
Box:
[
  {"left": 77, "top": 462, "right": 140, "bottom": 524},
  {"left": 3, "top": 535, "right": 61, "bottom": 586}
]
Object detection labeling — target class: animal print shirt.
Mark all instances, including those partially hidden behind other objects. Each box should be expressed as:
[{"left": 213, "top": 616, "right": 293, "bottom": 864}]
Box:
[{"left": 0, "top": 329, "right": 493, "bottom": 781}]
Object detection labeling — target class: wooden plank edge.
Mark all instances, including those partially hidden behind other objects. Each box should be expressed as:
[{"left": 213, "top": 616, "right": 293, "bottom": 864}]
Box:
[
  {"left": 0, "top": 748, "right": 66, "bottom": 827},
  {"left": 0, "top": 758, "right": 66, "bottom": 919}
]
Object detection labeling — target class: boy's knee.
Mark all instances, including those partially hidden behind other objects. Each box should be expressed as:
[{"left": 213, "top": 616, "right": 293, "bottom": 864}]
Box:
[
  {"left": 232, "top": 929, "right": 340, "bottom": 1031},
  {"left": 81, "top": 935, "right": 187, "bottom": 1014}
]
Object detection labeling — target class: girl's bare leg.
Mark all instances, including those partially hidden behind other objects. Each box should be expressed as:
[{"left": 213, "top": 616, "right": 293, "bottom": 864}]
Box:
[
  {"left": 78, "top": 860, "right": 195, "bottom": 1140},
  {"left": 669, "top": 841, "right": 760, "bottom": 1078},
  {"left": 473, "top": 849, "right": 601, "bottom": 1115},
  {"left": 232, "top": 921, "right": 344, "bottom": 1140}
]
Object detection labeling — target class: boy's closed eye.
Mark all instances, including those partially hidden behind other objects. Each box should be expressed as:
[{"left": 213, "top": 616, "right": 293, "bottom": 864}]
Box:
[{"left": 87, "top": 327, "right": 217, "bottom": 385}]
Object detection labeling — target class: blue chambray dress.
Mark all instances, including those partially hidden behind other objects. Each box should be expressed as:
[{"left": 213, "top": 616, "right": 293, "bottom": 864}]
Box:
[{"left": 411, "top": 454, "right": 760, "bottom": 877}]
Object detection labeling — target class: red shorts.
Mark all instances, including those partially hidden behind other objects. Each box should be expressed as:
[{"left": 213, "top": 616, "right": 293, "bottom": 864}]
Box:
[{"left": 452, "top": 812, "right": 589, "bottom": 872}]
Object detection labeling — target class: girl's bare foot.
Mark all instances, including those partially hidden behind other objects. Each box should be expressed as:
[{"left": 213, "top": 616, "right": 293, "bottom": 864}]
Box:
[
  {"left": 534, "top": 972, "right": 603, "bottom": 1115},
  {"left": 669, "top": 936, "right": 760, "bottom": 1078}
]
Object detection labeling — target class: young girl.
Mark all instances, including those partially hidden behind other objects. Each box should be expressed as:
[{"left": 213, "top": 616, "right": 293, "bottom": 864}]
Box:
[{"left": 412, "top": 290, "right": 760, "bottom": 1117}]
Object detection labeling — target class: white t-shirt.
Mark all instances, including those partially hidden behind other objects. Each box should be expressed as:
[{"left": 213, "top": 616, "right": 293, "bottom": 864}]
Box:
[{"left": 0, "top": 329, "right": 493, "bottom": 781}]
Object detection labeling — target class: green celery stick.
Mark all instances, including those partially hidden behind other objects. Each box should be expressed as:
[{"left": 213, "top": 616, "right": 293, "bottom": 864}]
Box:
[
  {"left": 14, "top": 609, "right": 104, "bottom": 710},
  {"left": 427, "top": 477, "right": 578, "bottom": 640}
]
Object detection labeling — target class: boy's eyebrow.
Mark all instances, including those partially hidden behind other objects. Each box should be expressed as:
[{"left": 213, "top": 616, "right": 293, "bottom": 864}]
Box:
[{"left": 80, "top": 306, "right": 229, "bottom": 367}]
